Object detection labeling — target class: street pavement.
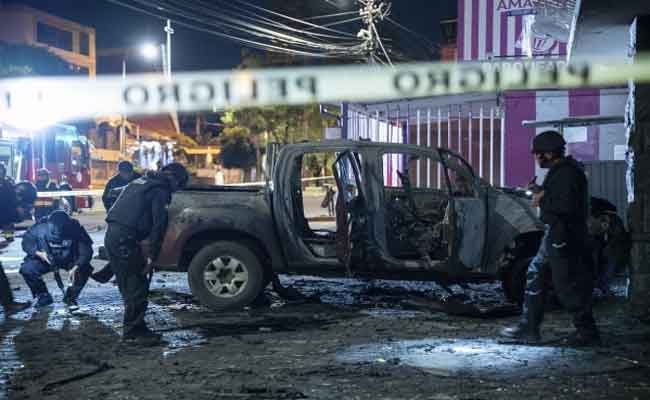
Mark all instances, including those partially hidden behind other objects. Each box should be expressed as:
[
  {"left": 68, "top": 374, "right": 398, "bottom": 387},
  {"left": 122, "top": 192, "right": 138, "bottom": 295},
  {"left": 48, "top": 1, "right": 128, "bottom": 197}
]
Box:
[{"left": 2, "top": 195, "right": 649, "bottom": 400}]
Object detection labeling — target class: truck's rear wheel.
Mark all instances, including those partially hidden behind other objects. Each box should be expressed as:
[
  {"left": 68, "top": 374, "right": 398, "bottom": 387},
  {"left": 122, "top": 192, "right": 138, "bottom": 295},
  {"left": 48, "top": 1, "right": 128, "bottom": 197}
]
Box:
[
  {"left": 188, "top": 241, "right": 265, "bottom": 311},
  {"left": 501, "top": 256, "right": 532, "bottom": 305}
]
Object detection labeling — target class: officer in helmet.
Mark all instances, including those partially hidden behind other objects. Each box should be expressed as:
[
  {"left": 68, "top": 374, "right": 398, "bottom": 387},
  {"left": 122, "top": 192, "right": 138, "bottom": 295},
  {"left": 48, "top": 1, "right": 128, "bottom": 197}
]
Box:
[
  {"left": 102, "top": 160, "right": 141, "bottom": 211},
  {"left": 34, "top": 168, "right": 60, "bottom": 220},
  {"left": 501, "top": 130, "right": 600, "bottom": 346},
  {"left": 19, "top": 211, "right": 94, "bottom": 308},
  {"left": 105, "top": 162, "right": 189, "bottom": 344}
]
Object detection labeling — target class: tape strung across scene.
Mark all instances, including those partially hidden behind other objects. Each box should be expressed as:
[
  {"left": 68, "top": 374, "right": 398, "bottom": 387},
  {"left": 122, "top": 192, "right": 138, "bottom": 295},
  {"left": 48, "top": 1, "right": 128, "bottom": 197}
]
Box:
[
  {"left": 36, "top": 176, "right": 336, "bottom": 198},
  {"left": 2, "top": 56, "right": 650, "bottom": 128}
]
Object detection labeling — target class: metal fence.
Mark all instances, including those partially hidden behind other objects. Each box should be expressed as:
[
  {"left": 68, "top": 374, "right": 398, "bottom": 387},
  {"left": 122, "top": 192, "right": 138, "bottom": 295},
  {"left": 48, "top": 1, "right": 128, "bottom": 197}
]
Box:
[
  {"left": 583, "top": 160, "right": 629, "bottom": 223},
  {"left": 344, "top": 100, "right": 506, "bottom": 187}
]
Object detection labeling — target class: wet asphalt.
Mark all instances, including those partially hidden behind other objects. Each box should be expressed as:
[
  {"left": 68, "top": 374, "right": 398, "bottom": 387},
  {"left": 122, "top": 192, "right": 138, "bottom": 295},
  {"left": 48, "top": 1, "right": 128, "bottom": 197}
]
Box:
[{"left": 1, "top": 210, "right": 650, "bottom": 400}]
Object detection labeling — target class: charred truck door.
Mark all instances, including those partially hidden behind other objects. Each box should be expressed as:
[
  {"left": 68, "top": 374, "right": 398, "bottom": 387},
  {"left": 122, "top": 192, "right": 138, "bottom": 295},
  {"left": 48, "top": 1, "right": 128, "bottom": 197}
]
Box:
[
  {"left": 339, "top": 146, "right": 488, "bottom": 283},
  {"left": 331, "top": 151, "right": 367, "bottom": 273},
  {"left": 439, "top": 149, "right": 487, "bottom": 276},
  {"left": 271, "top": 146, "right": 344, "bottom": 272}
]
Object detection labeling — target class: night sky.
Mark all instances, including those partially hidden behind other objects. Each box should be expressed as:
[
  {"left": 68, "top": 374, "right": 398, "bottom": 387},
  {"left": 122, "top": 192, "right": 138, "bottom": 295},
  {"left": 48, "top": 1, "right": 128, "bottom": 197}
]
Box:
[{"left": 11, "top": 0, "right": 457, "bottom": 73}]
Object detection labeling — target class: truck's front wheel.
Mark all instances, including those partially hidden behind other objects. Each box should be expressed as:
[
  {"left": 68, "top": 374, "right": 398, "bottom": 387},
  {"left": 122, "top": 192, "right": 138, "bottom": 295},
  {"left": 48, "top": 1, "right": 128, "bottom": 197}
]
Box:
[{"left": 188, "top": 241, "right": 265, "bottom": 311}]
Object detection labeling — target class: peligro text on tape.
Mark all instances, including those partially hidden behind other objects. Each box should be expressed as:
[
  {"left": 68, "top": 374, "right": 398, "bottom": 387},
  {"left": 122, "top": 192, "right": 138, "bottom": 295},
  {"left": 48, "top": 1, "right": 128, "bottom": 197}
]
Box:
[
  {"left": 2, "top": 57, "right": 650, "bottom": 127},
  {"left": 34, "top": 176, "right": 336, "bottom": 198}
]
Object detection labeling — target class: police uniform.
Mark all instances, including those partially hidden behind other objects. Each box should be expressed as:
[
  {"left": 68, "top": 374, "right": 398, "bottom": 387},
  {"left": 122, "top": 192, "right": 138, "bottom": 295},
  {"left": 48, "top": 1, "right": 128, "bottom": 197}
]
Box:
[
  {"left": 522, "top": 156, "right": 598, "bottom": 338},
  {"left": 1, "top": 177, "right": 32, "bottom": 314},
  {"left": 34, "top": 179, "right": 59, "bottom": 220},
  {"left": 19, "top": 215, "right": 93, "bottom": 305},
  {"left": 101, "top": 172, "right": 141, "bottom": 211},
  {"left": 105, "top": 172, "right": 172, "bottom": 338},
  {"left": 502, "top": 130, "right": 600, "bottom": 345}
]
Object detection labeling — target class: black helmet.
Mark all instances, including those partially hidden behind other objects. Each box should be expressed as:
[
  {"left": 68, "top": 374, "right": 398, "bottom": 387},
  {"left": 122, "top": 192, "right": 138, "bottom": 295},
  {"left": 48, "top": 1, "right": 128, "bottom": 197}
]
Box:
[
  {"left": 531, "top": 130, "right": 566, "bottom": 154},
  {"left": 161, "top": 162, "right": 189, "bottom": 189},
  {"left": 37, "top": 168, "right": 50, "bottom": 178},
  {"left": 47, "top": 210, "right": 71, "bottom": 240},
  {"left": 118, "top": 160, "right": 134, "bottom": 173}
]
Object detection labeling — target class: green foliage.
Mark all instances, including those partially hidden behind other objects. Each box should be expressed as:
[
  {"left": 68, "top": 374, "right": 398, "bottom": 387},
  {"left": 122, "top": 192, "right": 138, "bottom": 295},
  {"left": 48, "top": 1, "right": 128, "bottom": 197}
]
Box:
[
  {"left": 217, "top": 125, "right": 256, "bottom": 170},
  {"left": 0, "top": 41, "right": 77, "bottom": 78},
  {"left": 221, "top": 103, "right": 334, "bottom": 177}
]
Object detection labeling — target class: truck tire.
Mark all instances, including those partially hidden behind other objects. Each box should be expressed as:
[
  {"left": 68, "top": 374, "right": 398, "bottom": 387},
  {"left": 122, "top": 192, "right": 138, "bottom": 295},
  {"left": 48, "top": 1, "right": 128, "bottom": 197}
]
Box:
[
  {"left": 501, "top": 256, "right": 532, "bottom": 305},
  {"left": 188, "top": 241, "right": 265, "bottom": 311}
]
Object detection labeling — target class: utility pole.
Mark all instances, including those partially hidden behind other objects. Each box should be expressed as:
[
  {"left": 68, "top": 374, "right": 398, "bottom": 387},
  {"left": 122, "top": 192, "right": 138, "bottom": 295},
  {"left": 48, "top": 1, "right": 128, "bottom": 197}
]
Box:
[
  {"left": 627, "top": 15, "right": 650, "bottom": 322},
  {"left": 164, "top": 19, "right": 174, "bottom": 78},
  {"left": 120, "top": 57, "right": 127, "bottom": 154},
  {"left": 357, "top": 0, "right": 392, "bottom": 65},
  {"left": 163, "top": 19, "right": 181, "bottom": 137}
]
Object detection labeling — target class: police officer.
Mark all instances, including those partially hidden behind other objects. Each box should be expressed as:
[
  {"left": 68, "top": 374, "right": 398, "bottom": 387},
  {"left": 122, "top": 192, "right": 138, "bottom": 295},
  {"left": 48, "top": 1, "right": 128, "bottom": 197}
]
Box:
[
  {"left": 34, "top": 168, "right": 59, "bottom": 220},
  {"left": 102, "top": 161, "right": 141, "bottom": 211},
  {"left": 1, "top": 163, "right": 32, "bottom": 315},
  {"left": 105, "top": 163, "right": 189, "bottom": 343},
  {"left": 19, "top": 211, "right": 94, "bottom": 308},
  {"left": 501, "top": 130, "right": 600, "bottom": 346}
]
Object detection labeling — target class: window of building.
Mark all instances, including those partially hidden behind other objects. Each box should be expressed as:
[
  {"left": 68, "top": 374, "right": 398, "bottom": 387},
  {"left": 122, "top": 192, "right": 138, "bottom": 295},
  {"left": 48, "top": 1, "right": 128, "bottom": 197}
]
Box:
[
  {"left": 36, "top": 22, "right": 73, "bottom": 52},
  {"left": 79, "top": 32, "right": 89, "bottom": 55}
]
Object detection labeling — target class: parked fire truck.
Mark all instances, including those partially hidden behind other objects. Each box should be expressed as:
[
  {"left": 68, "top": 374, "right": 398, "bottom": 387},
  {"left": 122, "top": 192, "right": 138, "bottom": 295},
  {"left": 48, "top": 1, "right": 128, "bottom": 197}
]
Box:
[{"left": 0, "top": 123, "right": 92, "bottom": 211}]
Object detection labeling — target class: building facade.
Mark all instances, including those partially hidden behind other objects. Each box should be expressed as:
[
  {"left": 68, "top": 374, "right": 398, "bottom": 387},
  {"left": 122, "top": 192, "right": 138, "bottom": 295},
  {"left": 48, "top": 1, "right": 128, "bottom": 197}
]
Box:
[
  {"left": 457, "top": 0, "right": 627, "bottom": 186},
  {"left": 343, "top": 0, "right": 627, "bottom": 192},
  {"left": 0, "top": 4, "right": 96, "bottom": 76}
]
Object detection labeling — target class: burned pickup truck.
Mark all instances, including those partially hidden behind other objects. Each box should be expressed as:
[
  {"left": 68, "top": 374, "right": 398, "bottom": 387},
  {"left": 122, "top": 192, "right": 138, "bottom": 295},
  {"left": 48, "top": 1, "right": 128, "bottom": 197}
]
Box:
[{"left": 154, "top": 140, "right": 543, "bottom": 310}]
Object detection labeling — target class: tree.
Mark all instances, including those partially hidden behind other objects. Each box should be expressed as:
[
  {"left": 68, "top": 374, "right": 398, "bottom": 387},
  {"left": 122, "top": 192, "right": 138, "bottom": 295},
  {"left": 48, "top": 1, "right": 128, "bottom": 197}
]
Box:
[{"left": 217, "top": 124, "right": 256, "bottom": 180}]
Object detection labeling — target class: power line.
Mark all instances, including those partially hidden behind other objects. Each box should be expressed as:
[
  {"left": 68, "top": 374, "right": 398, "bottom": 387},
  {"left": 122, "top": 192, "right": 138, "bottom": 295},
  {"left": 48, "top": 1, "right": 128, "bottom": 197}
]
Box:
[
  {"left": 105, "top": 0, "right": 356, "bottom": 58},
  {"left": 145, "top": 0, "right": 361, "bottom": 53},
  {"left": 201, "top": 0, "right": 358, "bottom": 40},
  {"left": 385, "top": 16, "right": 437, "bottom": 49},
  {"left": 306, "top": 11, "right": 359, "bottom": 20},
  {"left": 229, "top": 0, "right": 360, "bottom": 38}
]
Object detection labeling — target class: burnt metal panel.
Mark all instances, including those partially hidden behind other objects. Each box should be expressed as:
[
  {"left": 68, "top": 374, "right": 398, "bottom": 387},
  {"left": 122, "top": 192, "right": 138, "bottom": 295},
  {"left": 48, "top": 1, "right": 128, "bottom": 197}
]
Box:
[{"left": 583, "top": 160, "right": 628, "bottom": 224}]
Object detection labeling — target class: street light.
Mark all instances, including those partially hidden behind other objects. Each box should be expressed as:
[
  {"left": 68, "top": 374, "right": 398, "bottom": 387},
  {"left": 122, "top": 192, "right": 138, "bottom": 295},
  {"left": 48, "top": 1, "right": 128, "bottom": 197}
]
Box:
[
  {"left": 120, "top": 42, "right": 162, "bottom": 153},
  {"left": 140, "top": 43, "right": 159, "bottom": 60}
]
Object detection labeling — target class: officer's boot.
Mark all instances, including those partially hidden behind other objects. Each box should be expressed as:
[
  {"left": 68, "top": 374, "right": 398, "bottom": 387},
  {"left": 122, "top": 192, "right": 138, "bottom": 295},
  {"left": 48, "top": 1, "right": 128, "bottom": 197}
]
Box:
[
  {"left": 63, "top": 287, "right": 79, "bottom": 309},
  {"left": 3, "top": 301, "right": 31, "bottom": 316},
  {"left": 564, "top": 310, "right": 601, "bottom": 347},
  {"left": 500, "top": 294, "right": 543, "bottom": 342},
  {"left": 35, "top": 293, "right": 54, "bottom": 308}
]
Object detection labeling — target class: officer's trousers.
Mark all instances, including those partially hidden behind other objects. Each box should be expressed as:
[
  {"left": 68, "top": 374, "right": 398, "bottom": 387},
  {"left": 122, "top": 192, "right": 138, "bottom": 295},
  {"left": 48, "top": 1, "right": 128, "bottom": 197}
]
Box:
[
  {"left": 0, "top": 263, "right": 14, "bottom": 308},
  {"left": 19, "top": 257, "right": 91, "bottom": 298},
  {"left": 522, "top": 227, "right": 597, "bottom": 334},
  {"left": 105, "top": 224, "right": 150, "bottom": 336}
]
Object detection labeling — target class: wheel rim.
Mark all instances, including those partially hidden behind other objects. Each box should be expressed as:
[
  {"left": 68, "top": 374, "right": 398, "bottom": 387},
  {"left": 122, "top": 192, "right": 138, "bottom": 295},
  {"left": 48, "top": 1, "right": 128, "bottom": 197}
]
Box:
[{"left": 203, "top": 256, "right": 249, "bottom": 298}]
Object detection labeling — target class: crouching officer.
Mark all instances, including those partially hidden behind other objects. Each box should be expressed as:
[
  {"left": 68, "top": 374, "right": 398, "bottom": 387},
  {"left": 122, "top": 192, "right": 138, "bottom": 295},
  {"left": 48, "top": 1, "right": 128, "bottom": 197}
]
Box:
[
  {"left": 105, "top": 163, "right": 189, "bottom": 344},
  {"left": 19, "top": 211, "right": 94, "bottom": 308},
  {"left": 501, "top": 131, "right": 600, "bottom": 346}
]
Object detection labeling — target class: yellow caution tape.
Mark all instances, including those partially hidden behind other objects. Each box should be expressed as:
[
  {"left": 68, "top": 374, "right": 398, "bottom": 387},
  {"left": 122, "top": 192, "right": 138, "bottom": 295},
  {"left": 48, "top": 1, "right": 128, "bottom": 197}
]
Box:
[
  {"left": 1, "top": 57, "right": 649, "bottom": 127},
  {"left": 36, "top": 176, "right": 335, "bottom": 197}
]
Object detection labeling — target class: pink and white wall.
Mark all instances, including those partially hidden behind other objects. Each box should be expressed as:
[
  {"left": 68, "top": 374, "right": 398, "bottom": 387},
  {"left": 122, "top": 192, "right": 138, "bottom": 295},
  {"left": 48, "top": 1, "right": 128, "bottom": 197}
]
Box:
[{"left": 457, "top": 0, "right": 627, "bottom": 186}]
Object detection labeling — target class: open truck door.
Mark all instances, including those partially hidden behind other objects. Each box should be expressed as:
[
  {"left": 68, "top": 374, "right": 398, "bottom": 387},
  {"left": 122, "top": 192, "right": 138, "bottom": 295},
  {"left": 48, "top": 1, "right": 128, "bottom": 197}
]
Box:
[
  {"left": 331, "top": 150, "right": 366, "bottom": 272},
  {"left": 439, "top": 149, "right": 487, "bottom": 275}
]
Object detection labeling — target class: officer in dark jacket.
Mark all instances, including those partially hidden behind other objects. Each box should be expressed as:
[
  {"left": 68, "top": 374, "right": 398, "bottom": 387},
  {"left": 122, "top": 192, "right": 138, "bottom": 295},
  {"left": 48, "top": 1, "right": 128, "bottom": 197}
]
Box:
[
  {"left": 19, "top": 211, "right": 94, "bottom": 308},
  {"left": 105, "top": 163, "right": 189, "bottom": 343},
  {"left": 102, "top": 161, "right": 141, "bottom": 211},
  {"left": 34, "top": 168, "right": 59, "bottom": 220},
  {"left": 501, "top": 131, "right": 600, "bottom": 346},
  {"left": 0, "top": 163, "right": 19, "bottom": 228},
  {"left": 1, "top": 163, "right": 32, "bottom": 315}
]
